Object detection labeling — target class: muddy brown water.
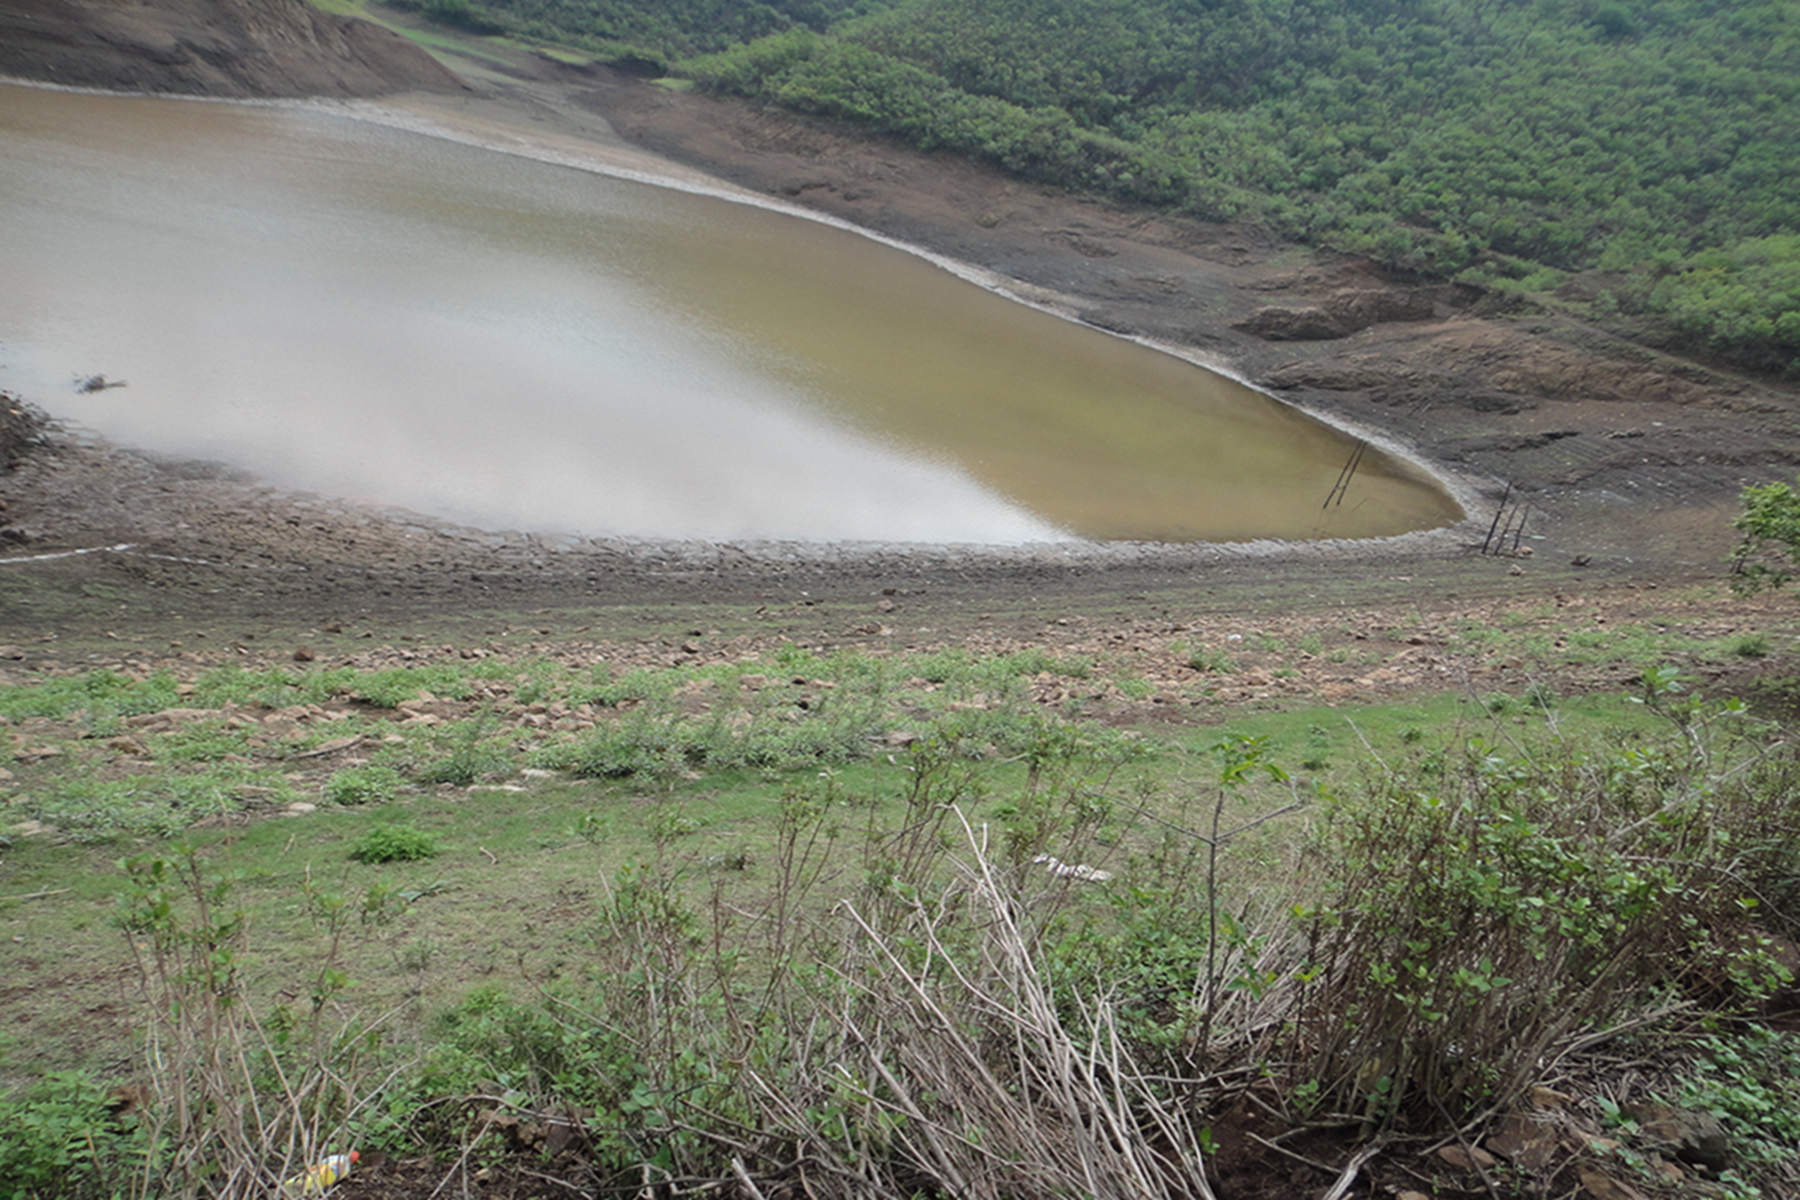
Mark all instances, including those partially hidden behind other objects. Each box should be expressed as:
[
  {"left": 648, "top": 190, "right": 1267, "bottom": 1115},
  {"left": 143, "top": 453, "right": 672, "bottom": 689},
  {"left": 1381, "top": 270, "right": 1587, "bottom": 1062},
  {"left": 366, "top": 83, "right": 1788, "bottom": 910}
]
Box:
[{"left": 0, "top": 83, "right": 1460, "bottom": 544}]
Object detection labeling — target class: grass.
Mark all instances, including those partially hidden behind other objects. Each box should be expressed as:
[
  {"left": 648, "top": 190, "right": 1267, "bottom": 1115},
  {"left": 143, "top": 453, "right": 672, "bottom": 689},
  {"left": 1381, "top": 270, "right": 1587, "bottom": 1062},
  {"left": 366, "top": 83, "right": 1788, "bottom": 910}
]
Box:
[{"left": 0, "top": 662, "right": 1685, "bottom": 1084}]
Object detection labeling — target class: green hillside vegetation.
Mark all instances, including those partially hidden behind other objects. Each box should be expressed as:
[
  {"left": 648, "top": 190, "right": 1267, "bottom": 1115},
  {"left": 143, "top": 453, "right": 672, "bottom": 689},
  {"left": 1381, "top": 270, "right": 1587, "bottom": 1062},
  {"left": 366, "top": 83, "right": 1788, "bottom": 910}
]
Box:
[{"left": 399, "top": 0, "right": 1799, "bottom": 375}]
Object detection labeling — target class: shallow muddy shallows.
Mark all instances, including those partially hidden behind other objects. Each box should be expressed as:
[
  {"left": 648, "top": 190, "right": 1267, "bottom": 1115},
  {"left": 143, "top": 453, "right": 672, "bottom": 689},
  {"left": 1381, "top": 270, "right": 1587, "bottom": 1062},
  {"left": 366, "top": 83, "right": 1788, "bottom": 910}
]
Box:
[{"left": 0, "top": 84, "right": 1460, "bottom": 544}]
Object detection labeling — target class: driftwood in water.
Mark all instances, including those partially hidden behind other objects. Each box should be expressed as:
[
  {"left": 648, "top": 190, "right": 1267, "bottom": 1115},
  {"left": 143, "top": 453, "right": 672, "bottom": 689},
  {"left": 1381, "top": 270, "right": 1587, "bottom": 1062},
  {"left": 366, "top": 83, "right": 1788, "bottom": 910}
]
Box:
[{"left": 76, "top": 374, "right": 127, "bottom": 393}]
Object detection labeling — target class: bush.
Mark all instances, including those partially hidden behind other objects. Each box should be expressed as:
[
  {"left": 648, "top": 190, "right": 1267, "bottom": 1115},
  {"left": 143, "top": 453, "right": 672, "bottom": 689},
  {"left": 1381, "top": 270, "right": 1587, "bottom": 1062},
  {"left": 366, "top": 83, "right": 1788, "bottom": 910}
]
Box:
[
  {"left": 1287, "top": 705, "right": 1799, "bottom": 1121},
  {"left": 0, "top": 1070, "right": 142, "bottom": 1200}
]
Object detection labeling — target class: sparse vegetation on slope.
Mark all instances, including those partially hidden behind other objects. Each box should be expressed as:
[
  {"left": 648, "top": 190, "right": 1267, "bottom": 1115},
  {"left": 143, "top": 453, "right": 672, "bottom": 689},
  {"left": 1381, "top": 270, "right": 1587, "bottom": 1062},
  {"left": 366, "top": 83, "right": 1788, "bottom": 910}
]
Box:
[{"left": 4, "top": 593, "right": 1800, "bottom": 1197}]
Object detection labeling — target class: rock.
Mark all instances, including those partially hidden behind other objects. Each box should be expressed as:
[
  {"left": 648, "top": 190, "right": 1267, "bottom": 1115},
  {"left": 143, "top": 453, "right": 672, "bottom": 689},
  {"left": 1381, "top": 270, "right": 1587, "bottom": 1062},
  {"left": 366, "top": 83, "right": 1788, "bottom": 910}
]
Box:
[
  {"left": 1234, "top": 288, "right": 1437, "bottom": 340},
  {"left": 520, "top": 768, "right": 555, "bottom": 780},
  {"left": 1487, "top": 1110, "right": 1558, "bottom": 1172},
  {"left": 1527, "top": 1085, "right": 1573, "bottom": 1110},
  {"left": 1437, "top": 1144, "right": 1497, "bottom": 1172},
  {"left": 285, "top": 802, "right": 317, "bottom": 815},
  {"left": 1578, "top": 1166, "right": 1647, "bottom": 1200},
  {"left": 7, "top": 819, "right": 54, "bottom": 837},
  {"left": 1634, "top": 1104, "right": 1730, "bottom": 1172},
  {"left": 128, "top": 706, "right": 214, "bottom": 728}
]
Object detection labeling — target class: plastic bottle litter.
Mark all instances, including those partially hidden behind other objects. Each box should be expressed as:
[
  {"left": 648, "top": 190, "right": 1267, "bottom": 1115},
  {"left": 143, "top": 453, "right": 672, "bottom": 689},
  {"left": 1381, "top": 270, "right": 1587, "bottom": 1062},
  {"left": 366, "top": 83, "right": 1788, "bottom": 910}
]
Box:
[{"left": 279, "top": 1150, "right": 358, "bottom": 1195}]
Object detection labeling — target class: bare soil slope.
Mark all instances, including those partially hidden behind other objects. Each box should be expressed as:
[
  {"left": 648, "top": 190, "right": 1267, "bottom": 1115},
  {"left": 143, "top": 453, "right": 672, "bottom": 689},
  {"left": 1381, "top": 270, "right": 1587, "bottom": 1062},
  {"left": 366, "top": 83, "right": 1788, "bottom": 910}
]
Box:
[{"left": 0, "top": 0, "right": 460, "bottom": 97}]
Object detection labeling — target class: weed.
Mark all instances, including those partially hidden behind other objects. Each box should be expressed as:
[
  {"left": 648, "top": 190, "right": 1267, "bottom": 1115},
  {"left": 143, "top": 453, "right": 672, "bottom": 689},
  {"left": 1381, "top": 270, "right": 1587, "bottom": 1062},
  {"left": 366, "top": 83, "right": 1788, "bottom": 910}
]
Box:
[
  {"left": 569, "top": 666, "right": 677, "bottom": 708},
  {"left": 149, "top": 719, "right": 250, "bottom": 764},
  {"left": 348, "top": 666, "right": 471, "bottom": 709},
  {"left": 1115, "top": 676, "right": 1154, "bottom": 701},
  {"left": 1186, "top": 646, "right": 1237, "bottom": 674},
  {"left": 323, "top": 764, "right": 404, "bottom": 807},
  {"left": 349, "top": 825, "right": 439, "bottom": 863},
  {"left": 116, "top": 849, "right": 383, "bottom": 1197},
  {"left": 0, "top": 669, "right": 181, "bottom": 722},
  {"left": 1731, "top": 633, "right": 1772, "bottom": 659},
  {"left": 1678, "top": 1024, "right": 1800, "bottom": 1180},
  {"left": 406, "top": 721, "right": 513, "bottom": 786},
  {"left": 27, "top": 766, "right": 291, "bottom": 842}
]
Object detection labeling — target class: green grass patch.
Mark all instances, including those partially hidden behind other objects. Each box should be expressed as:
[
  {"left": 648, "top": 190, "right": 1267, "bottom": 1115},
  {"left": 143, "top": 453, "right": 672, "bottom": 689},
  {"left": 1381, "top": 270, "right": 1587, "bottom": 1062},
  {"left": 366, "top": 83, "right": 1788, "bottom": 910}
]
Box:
[
  {"left": 0, "top": 670, "right": 181, "bottom": 722},
  {"left": 350, "top": 824, "right": 440, "bottom": 863}
]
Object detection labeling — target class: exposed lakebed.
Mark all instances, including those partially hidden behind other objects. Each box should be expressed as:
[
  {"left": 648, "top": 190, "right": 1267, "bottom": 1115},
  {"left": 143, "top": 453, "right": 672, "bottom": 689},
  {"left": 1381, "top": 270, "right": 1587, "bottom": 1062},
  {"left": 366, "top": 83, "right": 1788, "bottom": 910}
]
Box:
[{"left": 0, "top": 83, "right": 1459, "bottom": 544}]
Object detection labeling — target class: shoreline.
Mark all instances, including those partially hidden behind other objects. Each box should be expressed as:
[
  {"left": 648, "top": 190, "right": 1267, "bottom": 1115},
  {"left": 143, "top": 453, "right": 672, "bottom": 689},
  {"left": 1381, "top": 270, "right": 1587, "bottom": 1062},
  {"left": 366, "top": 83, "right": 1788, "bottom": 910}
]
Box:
[{"left": 0, "top": 77, "right": 1483, "bottom": 561}]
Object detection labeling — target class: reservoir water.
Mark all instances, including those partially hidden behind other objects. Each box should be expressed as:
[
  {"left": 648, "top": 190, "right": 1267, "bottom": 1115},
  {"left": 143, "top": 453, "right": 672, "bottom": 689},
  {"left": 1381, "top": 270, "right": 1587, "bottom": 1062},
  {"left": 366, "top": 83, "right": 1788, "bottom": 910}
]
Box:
[{"left": 0, "top": 83, "right": 1461, "bottom": 543}]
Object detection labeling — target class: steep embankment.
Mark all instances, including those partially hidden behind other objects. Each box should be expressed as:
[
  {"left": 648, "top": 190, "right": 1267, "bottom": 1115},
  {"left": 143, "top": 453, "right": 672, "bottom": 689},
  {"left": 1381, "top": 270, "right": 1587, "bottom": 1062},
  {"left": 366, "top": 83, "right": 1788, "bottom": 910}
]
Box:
[{"left": 0, "top": 0, "right": 460, "bottom": 97}]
